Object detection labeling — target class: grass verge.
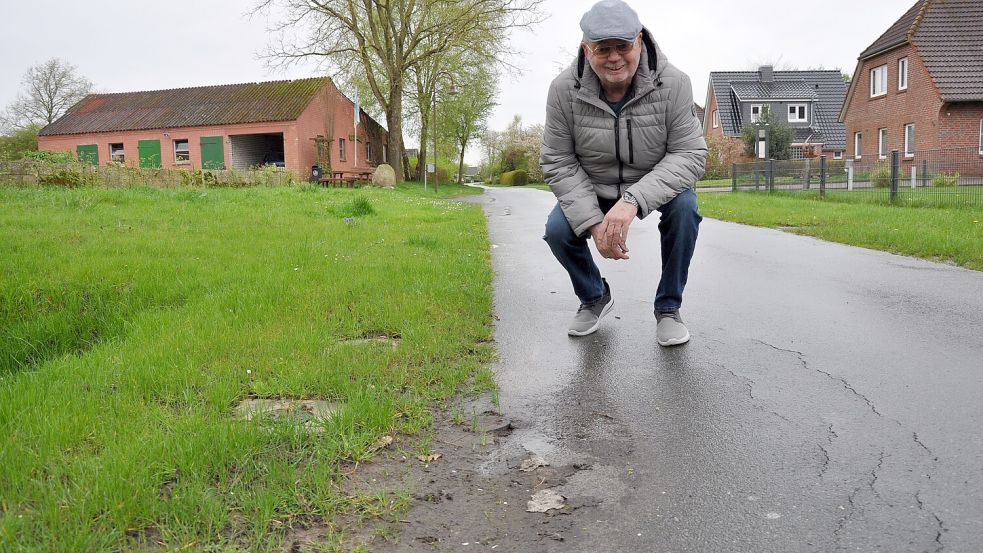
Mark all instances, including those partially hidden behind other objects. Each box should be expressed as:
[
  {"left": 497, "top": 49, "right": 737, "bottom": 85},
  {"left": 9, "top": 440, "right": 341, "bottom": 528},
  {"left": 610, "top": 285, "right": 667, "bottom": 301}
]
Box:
[
  {"left": 0, "top": 183, "right": 494, "bottom": 551},
  {"left": 698, "top": 190, "right": 983, "bottom": 270}
]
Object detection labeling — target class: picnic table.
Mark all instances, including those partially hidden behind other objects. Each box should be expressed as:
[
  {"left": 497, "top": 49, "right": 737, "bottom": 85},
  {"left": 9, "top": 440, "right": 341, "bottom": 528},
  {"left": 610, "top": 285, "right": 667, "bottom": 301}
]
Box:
[{"left": 320, "top": 170, "right": 373, "bottom": 187}]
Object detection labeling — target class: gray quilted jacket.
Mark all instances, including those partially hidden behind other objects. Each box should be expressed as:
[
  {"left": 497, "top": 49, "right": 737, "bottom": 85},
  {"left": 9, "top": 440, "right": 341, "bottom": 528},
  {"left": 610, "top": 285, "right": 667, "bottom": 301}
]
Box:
[{"left": 540, "top": 29, "right": 707, "bottom": 237}]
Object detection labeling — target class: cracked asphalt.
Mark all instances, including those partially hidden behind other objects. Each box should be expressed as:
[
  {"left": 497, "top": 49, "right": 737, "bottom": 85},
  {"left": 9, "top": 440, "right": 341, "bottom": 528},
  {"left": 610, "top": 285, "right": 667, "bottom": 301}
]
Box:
[{"left": 467, "top": 186, "right": 983, "bottom": 552}]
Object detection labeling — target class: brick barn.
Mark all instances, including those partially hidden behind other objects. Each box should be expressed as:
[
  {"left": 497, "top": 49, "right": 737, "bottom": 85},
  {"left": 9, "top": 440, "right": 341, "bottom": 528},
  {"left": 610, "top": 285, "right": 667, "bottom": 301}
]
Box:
[
  {"left": 37, "top": 77, "right": 389, "bottom": 179},
  {"left": 839, "top": 0, "right": 983, "bottom": 167}
]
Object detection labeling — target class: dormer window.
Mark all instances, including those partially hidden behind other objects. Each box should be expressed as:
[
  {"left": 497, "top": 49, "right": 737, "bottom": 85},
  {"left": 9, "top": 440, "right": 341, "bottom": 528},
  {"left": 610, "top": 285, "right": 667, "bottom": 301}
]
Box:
[{"left": 788, "top": 104, "right": 807, "bottom": 123}]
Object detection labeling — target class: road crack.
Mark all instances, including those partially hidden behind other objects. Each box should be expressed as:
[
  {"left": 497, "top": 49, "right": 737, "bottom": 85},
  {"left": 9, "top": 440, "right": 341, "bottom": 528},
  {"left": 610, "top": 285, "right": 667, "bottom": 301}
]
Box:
[
  {"left": 753, "top": 339, "right": 883, "bottom": 417},
  {"left": 915, "top": 491, "right": 946, "bottom": 553}
]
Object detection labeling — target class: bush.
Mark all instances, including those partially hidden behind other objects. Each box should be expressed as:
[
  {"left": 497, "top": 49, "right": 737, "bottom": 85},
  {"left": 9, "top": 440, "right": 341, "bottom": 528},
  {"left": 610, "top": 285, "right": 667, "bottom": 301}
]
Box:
[
  {"left": 511, "top": 170, "right": 528, "bottom": 186},
  {"left": 500, "top": 170, "right": 527, "bottom": 185},
  {"left": 38, "top": 167, "right": 99, "bottom": 188},
  {"left": 870, "top": 161, "right": 891, "bottom": 188},
  {"left": 24, "top": 150, "right": 74, "bottom": 164},
  {"left": 932, "top": 171, "right": 960, "bottom": 187}
]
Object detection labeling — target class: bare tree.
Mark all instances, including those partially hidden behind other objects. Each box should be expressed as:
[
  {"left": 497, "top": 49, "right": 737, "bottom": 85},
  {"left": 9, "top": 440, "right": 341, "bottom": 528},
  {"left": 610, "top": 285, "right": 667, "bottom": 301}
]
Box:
[
  {"left": 4, "top": 59, "right": 92, "bottom": 129},
  {"left": 255, "top": 0, "right": 542, "bottom": 182}
]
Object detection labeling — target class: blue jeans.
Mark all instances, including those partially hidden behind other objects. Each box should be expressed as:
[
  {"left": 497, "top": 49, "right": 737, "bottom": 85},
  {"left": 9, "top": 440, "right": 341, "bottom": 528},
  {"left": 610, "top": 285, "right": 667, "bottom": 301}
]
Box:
[{"left": 542, "top": 188, "right": 702, "bottom": 313}]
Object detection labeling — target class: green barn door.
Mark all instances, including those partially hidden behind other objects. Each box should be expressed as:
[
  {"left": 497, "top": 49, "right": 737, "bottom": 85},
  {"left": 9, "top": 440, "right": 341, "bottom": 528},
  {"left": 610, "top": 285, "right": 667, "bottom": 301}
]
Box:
[
  {"left": 76, "top": 144, "right": 99, "bottom": 165},
  {"left": 138, "top": 139, "right": 162, "bottom": 168},
  {"left": 200, "top": 136, "right": 225, "bottom": 169}
]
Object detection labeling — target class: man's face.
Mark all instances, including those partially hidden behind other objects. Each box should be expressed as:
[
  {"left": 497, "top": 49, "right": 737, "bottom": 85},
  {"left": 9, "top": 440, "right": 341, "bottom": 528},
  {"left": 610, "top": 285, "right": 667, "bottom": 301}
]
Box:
[{"left": 583, "top": 35, "right": 641, "bottom": 91}]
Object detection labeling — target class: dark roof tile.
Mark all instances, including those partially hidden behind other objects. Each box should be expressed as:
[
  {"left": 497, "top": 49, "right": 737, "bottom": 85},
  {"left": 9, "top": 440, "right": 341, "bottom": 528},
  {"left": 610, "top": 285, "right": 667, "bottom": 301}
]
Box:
[{"left": 39, "top": 78, "right": 330, "bottom": 136}]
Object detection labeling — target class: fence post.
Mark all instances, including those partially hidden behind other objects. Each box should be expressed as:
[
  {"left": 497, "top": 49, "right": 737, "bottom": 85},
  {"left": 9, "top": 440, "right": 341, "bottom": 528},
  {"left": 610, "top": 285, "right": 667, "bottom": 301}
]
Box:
[
  {"left": 911, "top": 164, "right": 917, "bottom": 189},
  {"left": 768, "top": 159, "right": 775, "bottom": 192},
  {"left": 819, "top": 155, "right": 827, "bottom": 198},
  {"left": 847, "top": 164, "right": 854, "bottom": 191},
  {"left": 921, "top": 159, "right": 928, "bottom": 188},
  {"left": 890, "top": 150, "right": 900, "bottom": 203},
  {"left": 754, "top": 161, "right": 760, "bottom": 189},
  {"left": 732, "top": 162, "right": 737, "bottom": 191}
]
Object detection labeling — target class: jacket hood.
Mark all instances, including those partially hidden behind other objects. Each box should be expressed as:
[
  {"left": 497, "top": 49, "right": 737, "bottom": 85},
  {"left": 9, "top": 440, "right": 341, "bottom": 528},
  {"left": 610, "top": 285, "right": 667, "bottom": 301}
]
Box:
[{"left": 574, "top": 27, "right": 668, "bottom": 89}]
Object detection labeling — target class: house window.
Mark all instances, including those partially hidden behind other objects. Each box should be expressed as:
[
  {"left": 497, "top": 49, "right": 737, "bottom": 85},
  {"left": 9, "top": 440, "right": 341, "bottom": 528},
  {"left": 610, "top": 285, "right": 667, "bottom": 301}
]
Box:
[
  {"left": 366, "top": 142, "right": 372, "bottom": 162},
  {"left": 854, "top": 132, "right": 862, "bottom": 159},
  {"left": 339, "top": 138, "right": 346, "bottom": 161},
  {"left": 750, "top": 104, "right": 764, "bottom": 123},
  {"left": 898, "top": 57, "right": 908, "bottom": 91},
  {"left": 788, "top": 104, "right": 807, "bottom": 123},
  {"left": 833, "top": 151, "right": 843, "bottom": 160},
  {"left": 870, "top": 64, "right": 888, "bottom": 97},
  {"left": 878, "top": 128, "right": 888, "bottom": 159},
  {"left": 383, "top": 144, "right": 388, "bottom": 164},
  {"left": 173, "top": 139, "right": 190, "bottom": 162},
  {"left": 712, "top": 110, "right": 719, "bottom": 128},
  {"left": 109, "top": 143, "right": 125, "bottom": 163},
  {"left": 904, "top": 123, "right": 915, "bottom": 157}
]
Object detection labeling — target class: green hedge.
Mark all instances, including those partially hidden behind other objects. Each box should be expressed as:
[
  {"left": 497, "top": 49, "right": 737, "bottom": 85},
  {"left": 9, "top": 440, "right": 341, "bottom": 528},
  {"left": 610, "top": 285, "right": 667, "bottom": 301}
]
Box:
[{"left": 500, "top": 170, "right": 528, "bottom": 186}]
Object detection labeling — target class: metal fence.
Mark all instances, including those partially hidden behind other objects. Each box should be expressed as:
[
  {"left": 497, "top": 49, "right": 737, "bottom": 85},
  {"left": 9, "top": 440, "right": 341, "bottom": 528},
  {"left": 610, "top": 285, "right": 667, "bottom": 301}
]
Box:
[
  {"left": 0, "top": 160, "right": 300, "bottom": 188},
  {"left": 731, "top": 147, "right": 983, "bottom": 208}
]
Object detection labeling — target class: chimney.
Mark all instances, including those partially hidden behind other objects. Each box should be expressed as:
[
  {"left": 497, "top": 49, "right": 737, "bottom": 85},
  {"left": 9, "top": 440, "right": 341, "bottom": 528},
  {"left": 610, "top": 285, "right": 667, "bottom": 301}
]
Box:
[{"left": 760, "top": 65, "right": 774, "bottom": 82}]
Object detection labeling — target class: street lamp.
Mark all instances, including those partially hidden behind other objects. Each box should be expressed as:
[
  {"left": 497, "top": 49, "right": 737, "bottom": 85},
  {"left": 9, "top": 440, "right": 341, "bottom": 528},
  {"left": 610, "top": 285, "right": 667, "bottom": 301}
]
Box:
[{"left": 431, "top": 82, "right": 458, "bottom": 194}]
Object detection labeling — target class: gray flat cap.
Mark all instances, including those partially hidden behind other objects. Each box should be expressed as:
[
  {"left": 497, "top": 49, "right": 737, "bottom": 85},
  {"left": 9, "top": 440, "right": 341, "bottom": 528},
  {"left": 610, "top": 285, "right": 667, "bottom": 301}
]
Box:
[{"left": 580, "top": 0, "right": 642, "bottom": 42}]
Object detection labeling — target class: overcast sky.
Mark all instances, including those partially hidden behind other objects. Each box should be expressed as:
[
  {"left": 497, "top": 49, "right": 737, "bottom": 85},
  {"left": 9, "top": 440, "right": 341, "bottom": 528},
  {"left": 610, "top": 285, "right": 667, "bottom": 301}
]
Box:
[{"left": 1, "top": 0, "right": 914, "bottom": 162}]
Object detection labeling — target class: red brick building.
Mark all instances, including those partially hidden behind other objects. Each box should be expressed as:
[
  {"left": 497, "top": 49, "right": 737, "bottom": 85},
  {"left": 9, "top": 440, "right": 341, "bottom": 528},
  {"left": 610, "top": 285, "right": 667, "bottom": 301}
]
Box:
[
  {"left": 38, "top": 77, "right": 389, "bottom": 179},
  {"left": 839, "top": 0, "right": 983, "bottom": 164}
]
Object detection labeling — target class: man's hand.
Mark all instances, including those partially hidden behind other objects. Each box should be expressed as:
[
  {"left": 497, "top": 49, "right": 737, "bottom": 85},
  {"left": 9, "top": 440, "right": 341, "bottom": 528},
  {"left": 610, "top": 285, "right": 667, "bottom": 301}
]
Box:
[{"left": 590, "top": 200, "right": 638, "bottom": 260}]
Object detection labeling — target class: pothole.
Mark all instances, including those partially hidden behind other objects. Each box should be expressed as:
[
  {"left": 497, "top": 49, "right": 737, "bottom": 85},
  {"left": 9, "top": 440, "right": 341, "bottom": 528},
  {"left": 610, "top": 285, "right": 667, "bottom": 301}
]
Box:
[{"left": 234, "top": 398, "right": 342, "bottom": 433}]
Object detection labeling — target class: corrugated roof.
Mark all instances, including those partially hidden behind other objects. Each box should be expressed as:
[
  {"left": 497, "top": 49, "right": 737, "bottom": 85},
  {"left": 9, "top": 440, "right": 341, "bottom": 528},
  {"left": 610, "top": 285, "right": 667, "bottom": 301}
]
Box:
[
  {"left": 858, "top": 0, "right": 928, "bottom": 59},
  {"left": 708, "top": 70, "right": 848, "bottom": 150},
  {"left": 39, "top": 78, "right": 330, "bottom": 136},
  {"left": 730, "top": 81, "right": 817, "bottom": 101},
  {"left": 912, "top": 0, "right": 983, "bottom": 102}
]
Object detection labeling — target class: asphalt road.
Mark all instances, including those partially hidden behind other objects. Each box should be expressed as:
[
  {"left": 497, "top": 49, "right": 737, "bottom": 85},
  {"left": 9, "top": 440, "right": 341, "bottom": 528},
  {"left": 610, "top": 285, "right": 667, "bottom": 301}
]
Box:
[{"left": 473, "top": 186, "right": 983, "bottom": 553}]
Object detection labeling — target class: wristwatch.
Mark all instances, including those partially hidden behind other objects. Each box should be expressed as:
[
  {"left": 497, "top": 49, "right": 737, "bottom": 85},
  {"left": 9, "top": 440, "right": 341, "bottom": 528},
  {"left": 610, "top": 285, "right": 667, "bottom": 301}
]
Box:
[{"left": 622, "top": 191, "right": 639, "bottom": 208}]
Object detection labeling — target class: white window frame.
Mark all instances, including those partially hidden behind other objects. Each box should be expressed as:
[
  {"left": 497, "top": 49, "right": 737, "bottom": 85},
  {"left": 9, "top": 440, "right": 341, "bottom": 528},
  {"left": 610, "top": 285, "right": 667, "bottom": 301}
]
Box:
[
  {"left": 898, "top": 57, "right": 908, "bottom": 91},
  {"left": 833, "top": 151, "right": 843, "bottom": 160},
  {"left": 109, "top": 143, "right": 125, "bottom": 163},
  {"left": 788, "top": 104, "right": 807, "bottom": 123},
  {"left": 870, "top": 64, "right": 888, "bottom": 97},
  {"left": 750, "top": 104, "right": 764, "bottom": 123},
  {"left": 878, "top": 128, "right": 888, "bottom": 159},
  {"left": 173, "top": 139, "right": 190, "bottom": 163},
  {"left": 854, "top": 132, "right": 862, "bottom": 159},
  {"left": 904, "top": 123, "right": 915, "bottom": 157},
  {"left": 712, "top": 110, "right": 719, "bottom": 129}
]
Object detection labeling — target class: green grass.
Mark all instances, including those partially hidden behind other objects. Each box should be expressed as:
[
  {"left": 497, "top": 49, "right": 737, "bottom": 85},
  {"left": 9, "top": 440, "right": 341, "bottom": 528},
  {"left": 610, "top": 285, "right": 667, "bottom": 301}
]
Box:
[
  {"left": 698, "top": 191, "right": 983, "bottom": 270},
  {"left": 0, "top": 183, "right": 495, "bottom": 551}
]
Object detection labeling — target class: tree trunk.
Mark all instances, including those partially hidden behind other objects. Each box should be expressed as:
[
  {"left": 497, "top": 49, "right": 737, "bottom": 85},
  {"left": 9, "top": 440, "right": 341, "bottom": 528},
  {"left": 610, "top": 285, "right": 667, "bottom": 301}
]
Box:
[
  {"left": 457, "top": 139, "right": 467, "bottom": 184},
  {"left": 385, "top": 86, "right": 405, "bottom": 184}
]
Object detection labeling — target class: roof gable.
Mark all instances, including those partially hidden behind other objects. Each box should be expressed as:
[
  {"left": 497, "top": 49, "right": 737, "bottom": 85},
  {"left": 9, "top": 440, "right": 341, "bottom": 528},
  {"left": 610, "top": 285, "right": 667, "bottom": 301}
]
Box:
[
  {"left": 858, "top": 0, "right": 928, "bottom": 59},
  {"left": 39, "top": 78, "right": 331, "bottom": 136}
]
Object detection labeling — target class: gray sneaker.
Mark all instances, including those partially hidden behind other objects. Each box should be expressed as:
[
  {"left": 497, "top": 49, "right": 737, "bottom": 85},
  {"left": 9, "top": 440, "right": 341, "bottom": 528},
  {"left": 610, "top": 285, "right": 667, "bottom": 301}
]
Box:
[
  {"left": 568, "top": 281, "right": 613, "bottom": 336},
  {"left": 656, "top": 310, "right": 690, "bottom": 346}
]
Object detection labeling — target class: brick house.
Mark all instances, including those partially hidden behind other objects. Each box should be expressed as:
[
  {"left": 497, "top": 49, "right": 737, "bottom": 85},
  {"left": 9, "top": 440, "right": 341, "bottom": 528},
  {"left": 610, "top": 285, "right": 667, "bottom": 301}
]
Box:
[
  {"left": 839, "top": 0, "right": 983, "bottom": 167},
  {"left": 704, "top": 67, "right": 848, "bottom": 163},
  {"left": 38, "top": 77, "right": 389, "bottom": 179}
]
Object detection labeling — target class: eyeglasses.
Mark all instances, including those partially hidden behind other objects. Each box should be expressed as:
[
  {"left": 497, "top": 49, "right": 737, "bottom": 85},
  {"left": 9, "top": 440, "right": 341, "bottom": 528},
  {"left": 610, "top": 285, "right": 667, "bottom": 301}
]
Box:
[{"left": 584, "top": 41, "right": 635, "bottom": 57}]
